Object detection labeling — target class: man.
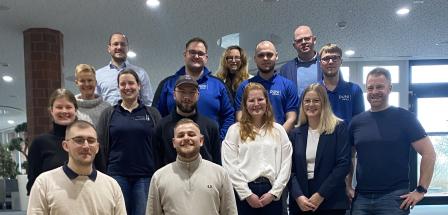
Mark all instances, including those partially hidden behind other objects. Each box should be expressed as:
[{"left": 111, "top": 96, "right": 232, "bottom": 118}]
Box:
[
  {"left": 235, "top": 40, "right": 298, "bottom": 132},
  {"left": 152, "top": 37, "right": 234, "bottom": 139},
  {"left": 318, "top": 44, "right": 364, "bottom": 124},
  {"left": 153, "top": 75, "right": 221, "bottom": 168},
  {"left": 146, "top": 118, "right": 237, "bottom": 215},
  {"left": 96, "top": 32, "right": 154, "bottom": 106},
  {"left": 348, "top": 68, "right": 436, "bottom": 214},
  {"left": 280, "top": 25, "right": 322, "bottom": 97},
  {"left": 27, "top": 120, "right": 126, "bottom": 215}
]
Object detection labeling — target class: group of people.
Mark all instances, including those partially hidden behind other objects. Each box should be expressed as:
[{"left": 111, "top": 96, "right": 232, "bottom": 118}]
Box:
[{"left": 25, "top": 25, "right": 436, "bottom": 215}]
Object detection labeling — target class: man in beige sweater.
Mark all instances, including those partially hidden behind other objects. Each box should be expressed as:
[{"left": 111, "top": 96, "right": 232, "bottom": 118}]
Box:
[
  {"left": 146, "top": 118, "right": 237, "bottom": 215},
  {"left": 27, "top": 120, "right": 126, "bottom": 215}
]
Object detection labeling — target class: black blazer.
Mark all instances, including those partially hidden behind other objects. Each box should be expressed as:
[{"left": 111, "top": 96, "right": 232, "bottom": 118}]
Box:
[{"left": 289, "top": 122, "right": 350, "bottom": 212}]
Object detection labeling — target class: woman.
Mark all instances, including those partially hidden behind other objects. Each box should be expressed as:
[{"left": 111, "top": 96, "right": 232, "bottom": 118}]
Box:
[
  {"left": 222, "top": 82, "right": 292, "bottom": 215},
  {"left": 97, "top": 68, "right": 161, "bottom": 215},
  {"left": 289, "top": 83, "right": 350, "bottom": 215},
  {"left": 26, "top": 88, "right": 103, "bottom": 194},
  {"left": 216, "top": 45, "right": 251, "bottom": 97},
  {"left": 74, "top": 64, "right": 111, "bottom": 127}
]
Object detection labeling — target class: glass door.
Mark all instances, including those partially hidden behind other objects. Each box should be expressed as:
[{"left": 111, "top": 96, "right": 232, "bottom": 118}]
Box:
[{"left": 409, "top": 60, "right": 448, "bottom": 204}]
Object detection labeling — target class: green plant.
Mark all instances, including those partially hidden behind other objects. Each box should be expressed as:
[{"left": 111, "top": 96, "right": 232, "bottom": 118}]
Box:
[
  {"left": 7, "top": 122, "right": 28, "bottom": 174},
  {"left": 0, "top": 143, "right": 18, "bottom": 178}
]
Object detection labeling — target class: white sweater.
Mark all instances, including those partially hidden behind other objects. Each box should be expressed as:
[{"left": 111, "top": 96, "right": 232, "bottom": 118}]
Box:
[{"left": 222, "top": 122, "right": 292, "bottom": 200}]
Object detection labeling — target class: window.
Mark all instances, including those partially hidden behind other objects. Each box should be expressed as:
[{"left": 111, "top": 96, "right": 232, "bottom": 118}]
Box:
[
  {"left": 411, "top": 65, "right": 448, "bottom": 83},
  {"left": 341, "top": 66, "right": 350, "bottom": 81}
]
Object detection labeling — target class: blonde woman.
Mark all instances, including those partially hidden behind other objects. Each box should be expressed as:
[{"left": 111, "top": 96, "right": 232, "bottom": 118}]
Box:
[
  {"left": 222, "top": 82, "right": 292, "bottom": 215},
  {"left": 216, "top": 45, "right": 251, "bottom": 97},
  {"left": 289, "top": 83, "right": 350, "bottom": 215}
]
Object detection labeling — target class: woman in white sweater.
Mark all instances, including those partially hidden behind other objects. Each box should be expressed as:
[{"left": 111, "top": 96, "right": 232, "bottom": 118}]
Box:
[{"left": 222, "top": 82, "right": 292, "bottom": 215}]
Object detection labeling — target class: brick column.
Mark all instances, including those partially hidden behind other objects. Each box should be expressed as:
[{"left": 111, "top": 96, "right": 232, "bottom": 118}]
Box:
[{"left": 23, "top": 28, "right": 64, "bottom": 141}]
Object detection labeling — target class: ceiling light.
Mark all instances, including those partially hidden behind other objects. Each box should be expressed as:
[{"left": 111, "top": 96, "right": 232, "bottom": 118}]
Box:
[
  {"left": 146, "top": 0, "right": 160, "bottom": 8},
  {"left": 396, "top": 7, "right": 410, "bottom": 16},
  {"left": 345, "top": 50, "right": 355, "bottom": 56},
  {"left": 2, "top": 75, "right": 13, "bottom": 82},
  {"left": 127, "top": 51, "right": 137, "bottom": 58},
  {"left": 7, "top": 120, "right": 15, "bottom": 124}
]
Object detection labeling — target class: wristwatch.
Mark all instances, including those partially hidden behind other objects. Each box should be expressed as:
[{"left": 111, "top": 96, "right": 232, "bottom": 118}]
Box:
[{"left": 415, "top": 185, "right": 428, "bottom": 194}]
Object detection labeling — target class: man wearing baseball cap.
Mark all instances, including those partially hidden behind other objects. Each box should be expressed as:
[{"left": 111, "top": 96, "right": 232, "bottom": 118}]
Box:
[{"left": 153, "top": 75, "right": 221, "bottom": 168}]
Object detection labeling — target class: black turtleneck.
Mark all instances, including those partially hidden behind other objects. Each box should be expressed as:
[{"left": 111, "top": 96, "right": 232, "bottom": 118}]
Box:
[{"left": 26, "top": 123, "right": 67, "bottom": 194}]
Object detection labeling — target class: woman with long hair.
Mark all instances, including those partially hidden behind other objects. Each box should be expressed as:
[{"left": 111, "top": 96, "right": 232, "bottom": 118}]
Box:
[
  {"left": 216, "top": 45, "right": 251, "bottom": 97},
  {"left": 26, "top": 88, "right": 104, "bottom": 194},
  {"left": 222, "top": 82, "right": 292, "bottom": 215},
  {"left": 289, "top": 83, "right": 350, "bottom": 215},
  {"left": 97, "top": 68, "right": 161, "bottom": 215}
]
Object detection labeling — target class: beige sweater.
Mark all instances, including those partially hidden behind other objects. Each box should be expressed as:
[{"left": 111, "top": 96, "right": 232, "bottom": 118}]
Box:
[
  {"left": 27, "top": 167, "right": 126, "bottom": 215},
  {"left": 146, "top": 155, "right": 237, "bottom": 215}
]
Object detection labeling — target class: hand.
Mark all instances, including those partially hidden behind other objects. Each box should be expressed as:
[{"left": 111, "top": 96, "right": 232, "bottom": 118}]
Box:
[
  {"left": 246, "top": 194, "right": 263, "bottom": 208},
  {"left": 309, "top": 193, "right": 325, "bottom": 211},
  {"left": 400, "top": 191, "right": 425, "bottom": 210},
  {"left": 259, "top": 193, "right": 275, "bottom": 207},
  {"left": 346, "top": 186, "right": 355, "bottom": 203},
  {"left": 295, "top": 195, "right": 316, "bottom": 212}
]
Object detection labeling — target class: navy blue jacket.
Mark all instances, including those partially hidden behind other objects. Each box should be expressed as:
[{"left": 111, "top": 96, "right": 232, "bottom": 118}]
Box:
[{"left": 289, "top": 122, "right": 350, "bottom": 212}]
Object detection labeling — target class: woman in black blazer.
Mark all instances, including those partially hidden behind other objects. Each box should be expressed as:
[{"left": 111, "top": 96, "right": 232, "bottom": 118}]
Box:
[{"left": 289, "top": 83, "right": 350, "bottom": 215}]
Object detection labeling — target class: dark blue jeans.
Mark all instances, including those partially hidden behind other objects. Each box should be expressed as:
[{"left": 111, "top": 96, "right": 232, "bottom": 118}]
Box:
[
  {"left": 236, "top": 181, "right": 282, "bottom": 215},
  {"left": 112, "top": 175, "right": 150, "bottom": 215},
  {"left": 350, "top": 189, "right": 410, "bottom": 215}
]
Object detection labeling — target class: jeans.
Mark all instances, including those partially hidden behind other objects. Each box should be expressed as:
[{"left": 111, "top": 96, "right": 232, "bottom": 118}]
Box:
[
  {"left": 112, "top": 175, "right": 150, "bottom": 215},
  {"left": 236, "top": 180, "right": 282, "bottom": 215},
  {"left": 350, "top": 189, "right": 410, "bottom": 215}
]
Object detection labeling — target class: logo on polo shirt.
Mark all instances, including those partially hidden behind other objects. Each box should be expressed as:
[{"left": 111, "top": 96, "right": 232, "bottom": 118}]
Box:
[
  {"left": 270, "top": 90, "right": 281, "bottom": 96},
  {"left": 198, "top": 84, "right": 207, "bottom": 90},
  {"left": 339, "top": 95, "right": 351, "bottom": 101}
]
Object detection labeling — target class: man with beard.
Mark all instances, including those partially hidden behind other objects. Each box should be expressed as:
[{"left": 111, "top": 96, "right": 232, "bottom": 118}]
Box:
[
  {"left": 318, "top": 44, "right": 364, "bottom": 124},
  {"left": 153, "top": 75, "right": 221, "bottom": 168},
  {"left": 96, "top": 32, "right": 154, "bottom": 106},
  {"left": 28, "top": 120, "right": 126, "bottom": 215},
  {"left": 146, "top": 119, "right": 237, "bottom": 215},
  {"left": 234, "top": 40, "right": 298, "bottom": 132},
  {"left": 152, "top": 37, "right": 234, "bottom": 140},
  {"left": 280, "top": 25, "right": 322, "bottom": 98}
]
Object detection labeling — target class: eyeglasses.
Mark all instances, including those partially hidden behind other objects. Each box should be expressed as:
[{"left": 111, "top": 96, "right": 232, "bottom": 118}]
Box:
[
  {"left": 225, "top": 56, "right": 241, "bottom": 62},
  {"left": 187, "top": 50, "right": 207, "bottom": 57},
  {"left": 321, "top": 55, "right": 341, "bottom": 63},
  {"left": 294, "top": 36, "right": 314, "bottom": 44},
  {"left": 69, "top": 136, "right": 97, "bottom": 145},
  {"left": 256, "top": 52, "right": 275, "bottom": 59}
]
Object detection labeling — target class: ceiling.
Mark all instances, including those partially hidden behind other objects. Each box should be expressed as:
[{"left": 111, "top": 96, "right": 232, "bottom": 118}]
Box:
[{"left": 0, "top": 0, "right": 447, "bottom": 131}]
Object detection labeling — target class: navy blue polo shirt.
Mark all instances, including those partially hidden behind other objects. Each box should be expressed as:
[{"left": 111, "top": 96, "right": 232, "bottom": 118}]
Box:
[
  {"left": 108, "top": 101, "right": 156, "bottom": 177},
  {"left": 235, "top": 72, "right": 299, "bottom": 124},
  {"left": 320, "top": 77, "right": 365, "bottom": 124}
]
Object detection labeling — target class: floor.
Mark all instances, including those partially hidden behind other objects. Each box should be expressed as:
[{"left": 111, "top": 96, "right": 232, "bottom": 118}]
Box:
[{"left": 1, "top": 205, "right": 447, "bottom": 214}]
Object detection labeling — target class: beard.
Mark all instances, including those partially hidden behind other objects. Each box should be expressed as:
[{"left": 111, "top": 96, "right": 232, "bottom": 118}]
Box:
[
  {"left": 176, "top": 100, "right": 197, "bottom": 113},
  {"left": 257, "top": 65, "right": 275, "bottom": 74}
]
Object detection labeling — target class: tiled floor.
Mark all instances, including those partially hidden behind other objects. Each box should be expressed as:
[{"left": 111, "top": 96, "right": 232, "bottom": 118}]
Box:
[{"left": 1, "top": 205, "right": 448, "bottom": 214}]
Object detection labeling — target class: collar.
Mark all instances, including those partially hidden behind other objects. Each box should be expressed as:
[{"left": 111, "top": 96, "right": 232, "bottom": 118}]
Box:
[
  {"left": 175, "top": 154, "right": 202, "bottom": 172},
  {"left": 108, "top": 60, "right": 130, "bottom": 70},
  {"left": 254, "top": 71, "right": 278, "bottom": 83},
  {"left": 51, "top": 122, "right": 67, "bottom": 138},
  {"left": 175, "top": 66, "right": 211, "bottom": 84},
  {"left": 116, "top": 99, "right": 144, "bottom": 112},
  {"left": 63, "top": 163, "right": 97, "bottom": 181},
  {"left": 297, "top": 52, "right": 317, "bottom": 63},
  {"left": 172, "top": 109, "right": 199, "bottom": 121},
  {"left": 320, "top": 71, "right": 347, "bottom": 92}
]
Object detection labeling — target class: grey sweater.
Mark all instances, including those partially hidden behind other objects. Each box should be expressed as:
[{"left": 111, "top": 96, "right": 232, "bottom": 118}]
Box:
[{"left": 76, "top": 94, "right": 111, "bottom": 127}]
